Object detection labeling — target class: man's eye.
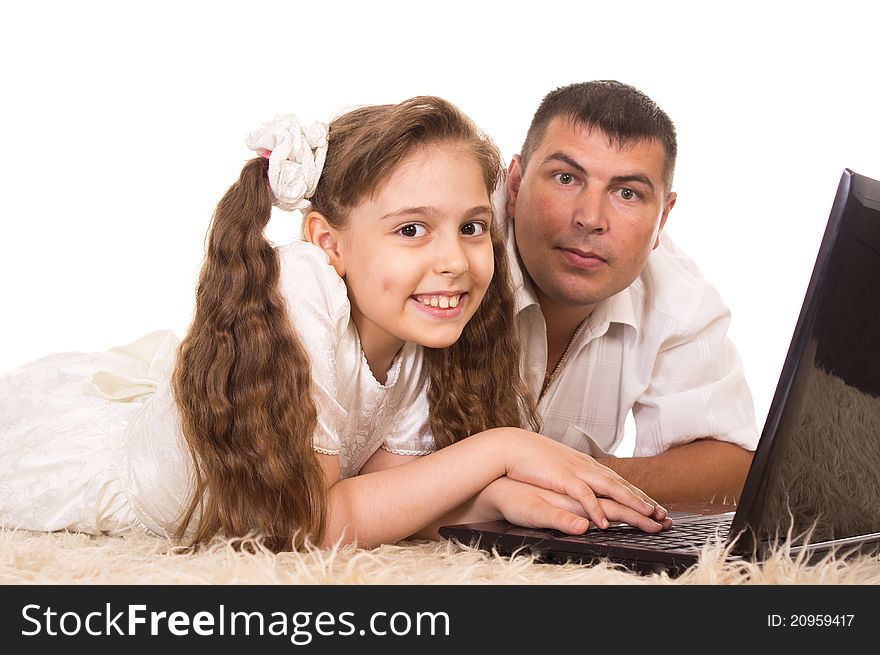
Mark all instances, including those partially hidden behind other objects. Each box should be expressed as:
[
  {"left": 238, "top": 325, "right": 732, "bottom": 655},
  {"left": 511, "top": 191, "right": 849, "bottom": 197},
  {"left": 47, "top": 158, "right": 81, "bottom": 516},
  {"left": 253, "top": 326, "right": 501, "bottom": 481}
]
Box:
[
  {"left": 460, "top": 221, "right": 487, "bottom": 236},
  {"left": 398, "top": 224, "right": 426, "bottom": 238},
  {"left": 619, "top": 188, "right": 637, "bottom": 200},
  {"left": 555, "top": 173, "right": 575, "bottom": 185}
]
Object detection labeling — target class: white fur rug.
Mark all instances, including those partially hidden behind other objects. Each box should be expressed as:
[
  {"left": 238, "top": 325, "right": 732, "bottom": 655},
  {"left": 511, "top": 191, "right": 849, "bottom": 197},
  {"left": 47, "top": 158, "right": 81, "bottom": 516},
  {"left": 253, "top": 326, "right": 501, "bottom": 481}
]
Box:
[{"left": 4, "top": 528, "right": 879, "bottom": 585}]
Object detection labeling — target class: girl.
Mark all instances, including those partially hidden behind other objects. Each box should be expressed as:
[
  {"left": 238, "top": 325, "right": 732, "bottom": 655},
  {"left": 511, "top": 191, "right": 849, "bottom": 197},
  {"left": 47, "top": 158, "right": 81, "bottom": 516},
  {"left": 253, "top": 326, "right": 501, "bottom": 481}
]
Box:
[{"left": 0, "top": 96, "right": 668, "bottom": 551}]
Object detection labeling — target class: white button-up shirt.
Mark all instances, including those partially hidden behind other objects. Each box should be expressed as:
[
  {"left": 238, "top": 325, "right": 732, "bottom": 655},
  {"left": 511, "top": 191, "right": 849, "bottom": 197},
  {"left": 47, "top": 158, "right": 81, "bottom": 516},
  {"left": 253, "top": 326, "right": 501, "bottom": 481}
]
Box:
[{"left": 508, "top": 223, "right": 760, "bottom": 457}]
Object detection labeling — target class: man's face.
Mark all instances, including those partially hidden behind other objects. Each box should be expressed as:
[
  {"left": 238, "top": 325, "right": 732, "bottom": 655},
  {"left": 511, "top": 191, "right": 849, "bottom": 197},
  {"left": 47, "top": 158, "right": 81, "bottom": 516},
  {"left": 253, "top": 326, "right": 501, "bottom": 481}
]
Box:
[{"left": 507, "top": 117, "right": 676, "bottom": 315}]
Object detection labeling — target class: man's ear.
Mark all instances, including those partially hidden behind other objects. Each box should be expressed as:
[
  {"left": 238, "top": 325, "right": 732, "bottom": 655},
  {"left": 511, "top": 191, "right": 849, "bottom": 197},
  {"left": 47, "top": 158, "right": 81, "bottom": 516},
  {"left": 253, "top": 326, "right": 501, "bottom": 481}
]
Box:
[
  {"left": 653, "top": 191, "right": 677, "bottom": 249},
  {"left": 304, "top": 211, "right": 345, "bottom": 276},
  {"left": 506, "top": 155, "right": 523, "bottom": 220}
]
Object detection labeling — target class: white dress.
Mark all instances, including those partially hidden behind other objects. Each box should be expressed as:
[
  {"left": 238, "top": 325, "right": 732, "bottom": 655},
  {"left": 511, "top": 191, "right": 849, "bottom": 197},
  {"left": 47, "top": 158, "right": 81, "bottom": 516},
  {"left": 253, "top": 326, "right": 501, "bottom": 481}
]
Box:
[{"left": 0, "top": 240, "right": 434, "bottom": 538}]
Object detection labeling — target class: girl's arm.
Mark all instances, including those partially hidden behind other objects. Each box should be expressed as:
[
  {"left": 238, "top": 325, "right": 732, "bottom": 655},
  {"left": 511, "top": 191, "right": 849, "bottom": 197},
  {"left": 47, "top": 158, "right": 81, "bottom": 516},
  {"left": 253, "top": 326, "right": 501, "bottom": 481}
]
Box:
[
  {"left": 319, "top": 427, "right": 665, "bottom": 548},
  {"left": 361, "top": 449, "right": 672, "bottom": 539}
]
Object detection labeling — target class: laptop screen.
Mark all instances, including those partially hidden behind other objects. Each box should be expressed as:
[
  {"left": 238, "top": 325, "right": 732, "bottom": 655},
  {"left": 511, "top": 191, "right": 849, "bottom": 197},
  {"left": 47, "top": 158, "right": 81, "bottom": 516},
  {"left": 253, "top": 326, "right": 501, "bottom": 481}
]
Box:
[{"left": 733, "top": 169, "right": 880, "bottom": 552}]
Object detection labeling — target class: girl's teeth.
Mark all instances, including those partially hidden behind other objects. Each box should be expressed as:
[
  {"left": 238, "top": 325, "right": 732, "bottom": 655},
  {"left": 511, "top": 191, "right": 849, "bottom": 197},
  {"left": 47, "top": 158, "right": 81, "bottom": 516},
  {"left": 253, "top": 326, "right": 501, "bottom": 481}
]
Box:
[{"left": 417, "top": 294, "right": 461, "bottom": 308}]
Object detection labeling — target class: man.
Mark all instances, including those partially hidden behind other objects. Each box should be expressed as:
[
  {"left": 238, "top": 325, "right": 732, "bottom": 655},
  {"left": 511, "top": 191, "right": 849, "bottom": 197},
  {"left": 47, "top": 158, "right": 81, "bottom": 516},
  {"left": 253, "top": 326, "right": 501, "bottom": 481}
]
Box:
[{"left": 504, "top": 81, "right": 758, "bottom": 503}]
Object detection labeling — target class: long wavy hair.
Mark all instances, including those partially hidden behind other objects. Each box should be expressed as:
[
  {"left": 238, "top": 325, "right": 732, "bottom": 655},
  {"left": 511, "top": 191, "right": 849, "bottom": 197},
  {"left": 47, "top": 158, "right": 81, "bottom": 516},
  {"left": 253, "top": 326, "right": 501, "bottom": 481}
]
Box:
[{"left": 173, "top": 96, "right": 539, "bottom": 552}]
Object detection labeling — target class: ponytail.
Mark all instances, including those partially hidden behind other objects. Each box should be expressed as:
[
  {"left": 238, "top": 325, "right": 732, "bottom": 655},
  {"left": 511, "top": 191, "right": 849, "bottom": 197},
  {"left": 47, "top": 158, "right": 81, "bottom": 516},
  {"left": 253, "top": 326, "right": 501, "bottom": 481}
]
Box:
[{"left": 172, "top": 157, "right": 327, "bottom": 551}]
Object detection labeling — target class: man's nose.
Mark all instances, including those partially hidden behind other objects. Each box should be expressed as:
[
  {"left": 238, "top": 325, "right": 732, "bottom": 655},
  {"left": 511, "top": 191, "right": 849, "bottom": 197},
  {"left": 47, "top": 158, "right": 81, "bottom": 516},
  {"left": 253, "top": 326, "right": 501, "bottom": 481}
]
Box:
[{"left": 572, "top": 189, "right": 609, "bottom": 233}]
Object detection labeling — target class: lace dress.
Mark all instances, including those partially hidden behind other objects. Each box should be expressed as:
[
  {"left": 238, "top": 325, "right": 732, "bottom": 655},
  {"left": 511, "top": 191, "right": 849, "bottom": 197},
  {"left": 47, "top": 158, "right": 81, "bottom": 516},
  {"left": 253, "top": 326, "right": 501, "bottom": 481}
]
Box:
[{"left": 0, "top": 240, "right": 434, "bottom": 538}]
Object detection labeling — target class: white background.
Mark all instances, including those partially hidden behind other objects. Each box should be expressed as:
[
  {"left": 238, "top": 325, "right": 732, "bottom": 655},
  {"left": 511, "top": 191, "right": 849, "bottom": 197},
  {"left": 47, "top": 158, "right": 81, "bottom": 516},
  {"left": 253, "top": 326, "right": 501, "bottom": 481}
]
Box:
[{"left": 2, "top": 1, "right": 878, "bottom": 454}]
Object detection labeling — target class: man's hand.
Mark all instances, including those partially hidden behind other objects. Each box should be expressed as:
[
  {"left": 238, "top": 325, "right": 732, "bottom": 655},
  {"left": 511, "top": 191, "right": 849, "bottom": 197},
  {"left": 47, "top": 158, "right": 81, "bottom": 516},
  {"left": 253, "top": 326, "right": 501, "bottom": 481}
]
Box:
[{"left": 598, "top": 439, "right": 753, "bottom": 505}]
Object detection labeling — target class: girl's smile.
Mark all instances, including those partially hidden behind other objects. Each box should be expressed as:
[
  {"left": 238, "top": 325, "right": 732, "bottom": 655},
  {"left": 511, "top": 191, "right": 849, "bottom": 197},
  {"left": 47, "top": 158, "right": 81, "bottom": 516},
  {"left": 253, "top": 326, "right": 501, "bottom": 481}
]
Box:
[{"left": 410, "top": 291, "right": 468, "bottom": 318}]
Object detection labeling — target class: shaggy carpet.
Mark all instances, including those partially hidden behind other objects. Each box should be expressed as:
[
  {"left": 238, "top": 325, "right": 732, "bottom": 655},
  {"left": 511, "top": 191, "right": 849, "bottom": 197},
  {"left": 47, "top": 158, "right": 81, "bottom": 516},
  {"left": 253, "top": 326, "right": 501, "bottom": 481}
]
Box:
[{"left": 4, "top": 527, "right": 880, "bottom": 585}]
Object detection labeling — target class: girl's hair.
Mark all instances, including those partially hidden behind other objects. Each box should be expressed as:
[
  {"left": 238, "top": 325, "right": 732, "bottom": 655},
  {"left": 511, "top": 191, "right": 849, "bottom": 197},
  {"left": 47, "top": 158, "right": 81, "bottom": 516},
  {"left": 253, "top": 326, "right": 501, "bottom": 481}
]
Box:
[{"left": 172, "top": 96, "right": 539, "bottom": 551}]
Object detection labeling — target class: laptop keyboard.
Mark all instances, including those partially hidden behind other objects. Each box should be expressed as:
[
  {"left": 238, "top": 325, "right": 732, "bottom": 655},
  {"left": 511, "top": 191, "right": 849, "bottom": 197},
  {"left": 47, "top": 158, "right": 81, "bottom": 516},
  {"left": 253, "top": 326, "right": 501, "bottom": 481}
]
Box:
[{"left": 566, "top": 514, "right": 734, "bottom": 551}]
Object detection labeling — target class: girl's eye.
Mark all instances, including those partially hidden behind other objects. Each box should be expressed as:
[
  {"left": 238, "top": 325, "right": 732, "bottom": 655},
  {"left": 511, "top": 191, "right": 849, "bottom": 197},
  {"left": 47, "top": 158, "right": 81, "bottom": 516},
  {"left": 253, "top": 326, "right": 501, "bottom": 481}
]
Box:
[
  {"left": 619, "top": 188, "right": 637, "bottom": 200},
  {"left": 460, "top": 221, "right": 487, "bottom": 236},
  {"left": 398, "top": 224, "right": 427, "bottom": 238},
  {"left": 555, "top": 172, "right": 575, "bottom": 185}
]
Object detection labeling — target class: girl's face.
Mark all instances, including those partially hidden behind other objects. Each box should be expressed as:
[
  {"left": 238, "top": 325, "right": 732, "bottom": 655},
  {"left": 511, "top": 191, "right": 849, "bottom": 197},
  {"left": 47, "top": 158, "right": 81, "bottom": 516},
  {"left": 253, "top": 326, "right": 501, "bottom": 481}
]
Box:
[{"left": 331, "top": 143, "right": 494, "bottom": 364}]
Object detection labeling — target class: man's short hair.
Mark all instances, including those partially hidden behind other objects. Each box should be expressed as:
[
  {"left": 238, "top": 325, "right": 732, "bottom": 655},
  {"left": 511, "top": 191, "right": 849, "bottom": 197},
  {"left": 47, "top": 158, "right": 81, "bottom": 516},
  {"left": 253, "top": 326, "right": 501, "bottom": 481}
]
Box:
[{"left": 520, "top": 80, "right": 677, "bottom": 193}]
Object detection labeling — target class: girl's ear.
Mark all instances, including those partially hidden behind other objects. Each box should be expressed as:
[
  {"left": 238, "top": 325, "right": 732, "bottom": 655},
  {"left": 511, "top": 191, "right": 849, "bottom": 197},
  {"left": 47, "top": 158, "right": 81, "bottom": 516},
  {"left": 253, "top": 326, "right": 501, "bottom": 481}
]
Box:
[{"left": 304, "top": 211, "right": 345, "bottom": 277}]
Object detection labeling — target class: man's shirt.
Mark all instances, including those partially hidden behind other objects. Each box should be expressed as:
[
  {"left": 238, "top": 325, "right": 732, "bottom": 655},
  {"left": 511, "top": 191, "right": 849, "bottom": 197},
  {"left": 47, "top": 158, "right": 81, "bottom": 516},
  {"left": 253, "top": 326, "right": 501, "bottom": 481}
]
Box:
[{"left": 508, "top": 223, "right": 760, "bottom": 457}]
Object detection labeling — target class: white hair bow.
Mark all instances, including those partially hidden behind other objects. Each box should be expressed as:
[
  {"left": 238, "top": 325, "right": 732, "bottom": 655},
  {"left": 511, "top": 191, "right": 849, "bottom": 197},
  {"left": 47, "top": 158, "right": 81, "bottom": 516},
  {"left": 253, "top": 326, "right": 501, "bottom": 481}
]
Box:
[{"left": 245, "top": 114, "right": 329, "bottom": 211}]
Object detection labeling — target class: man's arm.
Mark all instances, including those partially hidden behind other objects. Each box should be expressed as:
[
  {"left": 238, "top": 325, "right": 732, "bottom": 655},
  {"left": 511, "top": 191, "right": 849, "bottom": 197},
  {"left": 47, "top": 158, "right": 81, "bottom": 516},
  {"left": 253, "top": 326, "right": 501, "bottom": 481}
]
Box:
[{"left": 598, "top": 439, "right": 753, "bottom": 505}]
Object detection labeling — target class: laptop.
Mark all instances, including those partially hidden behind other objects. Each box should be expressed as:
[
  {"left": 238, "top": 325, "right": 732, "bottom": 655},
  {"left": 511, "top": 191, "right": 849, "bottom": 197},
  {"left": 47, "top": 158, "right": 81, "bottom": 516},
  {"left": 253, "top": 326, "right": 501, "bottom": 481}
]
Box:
[{"left": 440, "top": 168, "right": 880, "bottom": 575}]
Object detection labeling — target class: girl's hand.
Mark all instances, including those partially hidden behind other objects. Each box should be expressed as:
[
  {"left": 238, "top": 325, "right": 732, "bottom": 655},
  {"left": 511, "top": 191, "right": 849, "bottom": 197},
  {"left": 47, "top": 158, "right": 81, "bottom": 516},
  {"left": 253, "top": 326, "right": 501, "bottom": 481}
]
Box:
[
  {"left": 484, "top": 476, "right": 673, "bottom": 534},
  {"left": 491, "top": 428, "right": 667, "bottom": 529}
]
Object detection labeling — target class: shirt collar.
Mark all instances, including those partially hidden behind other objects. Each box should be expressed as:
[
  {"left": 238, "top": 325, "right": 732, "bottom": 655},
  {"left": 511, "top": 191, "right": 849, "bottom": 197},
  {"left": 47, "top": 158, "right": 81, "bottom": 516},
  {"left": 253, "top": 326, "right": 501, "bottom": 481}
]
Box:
[{"left": 505, "top": 217, "right": 641, "bottom": 334}]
